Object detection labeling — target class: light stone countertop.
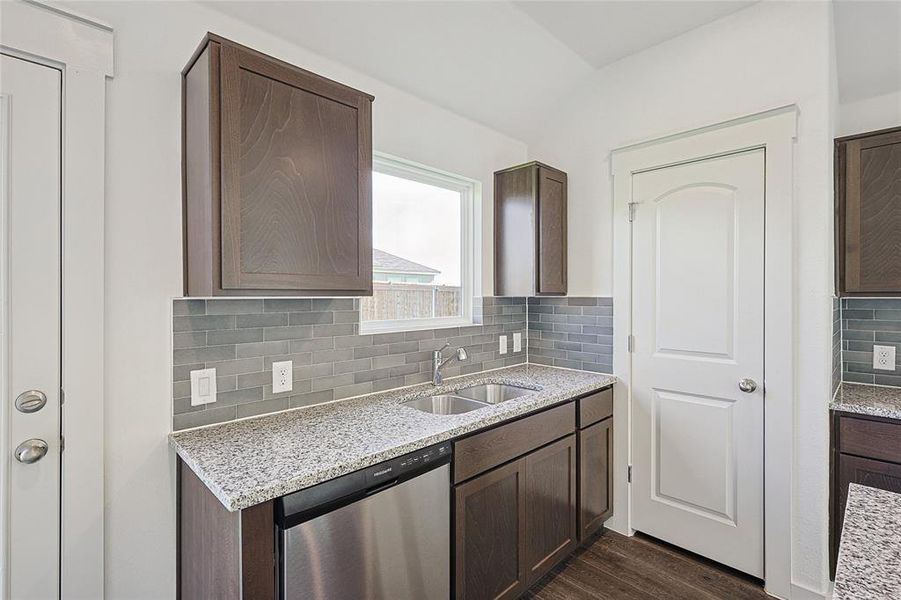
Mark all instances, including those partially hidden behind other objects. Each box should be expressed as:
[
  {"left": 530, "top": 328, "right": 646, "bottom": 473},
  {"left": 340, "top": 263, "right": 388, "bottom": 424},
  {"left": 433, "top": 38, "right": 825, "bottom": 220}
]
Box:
[
  {"left": 831, "top": 382, "right": 901, "bottom": 421},
  {"left": 169, "top": 364, "right": 615, "bottom": 511},
  {"left": 834, "top": 484, "right": 901, "bottom": 600}
]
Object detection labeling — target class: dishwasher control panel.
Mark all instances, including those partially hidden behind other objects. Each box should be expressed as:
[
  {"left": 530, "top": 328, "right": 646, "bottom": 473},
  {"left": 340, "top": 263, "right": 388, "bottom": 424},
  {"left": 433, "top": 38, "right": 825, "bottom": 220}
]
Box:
[{"left": 366, "top": 442, "right": 452, "bottom": 486}]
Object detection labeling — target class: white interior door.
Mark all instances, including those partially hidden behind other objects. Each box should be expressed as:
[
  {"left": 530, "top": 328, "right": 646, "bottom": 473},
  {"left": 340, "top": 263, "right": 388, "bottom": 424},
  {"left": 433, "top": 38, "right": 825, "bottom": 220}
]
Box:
[
  {"left": 1, "top": 53, "right": 62, "bottom": 599},
  {"left": 631, "top": 149, "right": 764, "bottom": 578}
]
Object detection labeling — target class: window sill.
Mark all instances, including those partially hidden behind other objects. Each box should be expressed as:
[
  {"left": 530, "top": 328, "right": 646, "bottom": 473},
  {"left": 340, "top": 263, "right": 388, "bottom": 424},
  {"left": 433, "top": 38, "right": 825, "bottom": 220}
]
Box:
[{"left": 359, "top": 317, "right": 474, "bottom": 335}]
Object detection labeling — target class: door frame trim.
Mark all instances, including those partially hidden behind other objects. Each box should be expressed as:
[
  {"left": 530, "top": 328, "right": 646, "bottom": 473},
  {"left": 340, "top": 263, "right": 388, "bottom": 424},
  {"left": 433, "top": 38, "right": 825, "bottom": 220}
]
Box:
[
  {"left": 611, "top": 106, "right": 798, "bottom": 599},
  {"left": 1, "top": 2, "right": 113, "bottom": 598}
]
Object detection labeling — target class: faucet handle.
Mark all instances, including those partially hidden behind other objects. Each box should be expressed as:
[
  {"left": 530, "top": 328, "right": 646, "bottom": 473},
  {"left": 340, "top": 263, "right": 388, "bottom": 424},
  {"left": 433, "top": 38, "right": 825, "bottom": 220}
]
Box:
[{"left": 437, "top": 342, "right": 451, "bottom": 354}]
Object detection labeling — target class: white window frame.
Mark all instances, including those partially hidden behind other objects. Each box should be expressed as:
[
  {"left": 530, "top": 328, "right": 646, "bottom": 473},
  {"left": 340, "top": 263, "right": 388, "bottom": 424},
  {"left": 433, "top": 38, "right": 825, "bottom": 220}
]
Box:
[{"left": 361, "top": 153, "right": 477, "bottom": 334}]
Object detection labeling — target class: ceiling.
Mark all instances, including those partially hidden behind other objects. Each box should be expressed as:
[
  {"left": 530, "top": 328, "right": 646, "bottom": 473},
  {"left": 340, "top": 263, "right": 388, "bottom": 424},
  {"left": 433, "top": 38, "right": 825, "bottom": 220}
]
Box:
[
  {"left": 515, "top": 1, "right": 755, "bottom": 70},
  {"left": 203, "top": 0, "right": 756, "bottom": 141},
  {"left": 204, "top": 1, "right": 900, "bottom": 140},
  {"left": 833, "top": 0, "right": 901, "bottom": 104}
]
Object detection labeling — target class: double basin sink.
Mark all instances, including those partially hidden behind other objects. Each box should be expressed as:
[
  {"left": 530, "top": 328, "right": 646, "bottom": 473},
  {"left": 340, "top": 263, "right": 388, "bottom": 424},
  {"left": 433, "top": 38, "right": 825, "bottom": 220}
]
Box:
[{"left": 402, "top": 383, "right": 535, "bottom": 415}]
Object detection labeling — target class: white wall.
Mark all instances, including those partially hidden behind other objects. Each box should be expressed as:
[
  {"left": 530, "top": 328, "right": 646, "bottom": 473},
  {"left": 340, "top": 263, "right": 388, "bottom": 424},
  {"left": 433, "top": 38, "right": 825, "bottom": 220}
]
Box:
[
  {"left": 65, "top": 1, "right": 526, "bottom": 596},
  {"left": 839, "top": 89, "right": 901, "bottom": 136},
  {"left": 526, "top": 2, "right": 835, "bottom": 595}
]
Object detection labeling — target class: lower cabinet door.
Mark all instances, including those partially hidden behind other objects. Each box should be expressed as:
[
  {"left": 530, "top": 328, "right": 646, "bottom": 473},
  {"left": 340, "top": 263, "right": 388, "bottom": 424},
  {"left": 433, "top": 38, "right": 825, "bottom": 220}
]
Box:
[
  {"left": 578, "top": 418, "right": 613, "bottom": 541},
  {"left": 523, "top": 434, "right": 577, "bottom": 585},
  {"left": 454, "top": 459, "right": 526, "bottom": 600}
]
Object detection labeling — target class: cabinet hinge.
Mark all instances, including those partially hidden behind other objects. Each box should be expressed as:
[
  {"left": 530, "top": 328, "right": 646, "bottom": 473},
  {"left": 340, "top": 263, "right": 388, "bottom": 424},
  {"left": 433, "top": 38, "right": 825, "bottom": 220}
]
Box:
[
  {"left": 628, "top": 202, "right": 638, "bottom": 222},
  {"left": 60, "top": 436, "right": 65, "bottom": 452},
  {"left": 627, "top": 465, "right": 632, "bottom": 483},
  {"left": 627, "top": 335, "right": 634, "bottom": 353},
  {"left": 60, "top": 388, "right": 65, "bottom": 405}
]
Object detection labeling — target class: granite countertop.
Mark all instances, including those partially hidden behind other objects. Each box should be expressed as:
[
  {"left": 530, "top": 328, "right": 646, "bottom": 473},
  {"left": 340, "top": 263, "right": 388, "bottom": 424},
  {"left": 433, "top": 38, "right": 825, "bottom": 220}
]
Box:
[
  {"left": 831, "top": 382, "right": 901, "bottom": 421},
  {"left": 834, "top": 484, "right": 901, "bottom": 600},
  {"left": 169, "top": 364, "right": 615, "bottom": 511}
]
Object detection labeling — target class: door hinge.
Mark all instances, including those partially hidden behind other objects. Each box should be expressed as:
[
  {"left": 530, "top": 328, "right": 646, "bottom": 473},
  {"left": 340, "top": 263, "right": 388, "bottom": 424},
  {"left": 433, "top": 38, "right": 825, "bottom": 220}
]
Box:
[
  {"left": 628, "top": 202, "right": 637, "bottom": 222},
  {"left": 627, "top": 335, "right": 634, "bottom": 353},
  {"left": 627, "top": 465, "right": 632, "bottom": 483}
]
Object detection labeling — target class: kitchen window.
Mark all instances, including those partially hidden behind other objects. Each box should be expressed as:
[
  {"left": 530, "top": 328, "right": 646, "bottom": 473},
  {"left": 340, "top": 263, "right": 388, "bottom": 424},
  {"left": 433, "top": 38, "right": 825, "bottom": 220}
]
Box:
[{"left": 360, "top": 154, "right": 476, "bottom": 333}]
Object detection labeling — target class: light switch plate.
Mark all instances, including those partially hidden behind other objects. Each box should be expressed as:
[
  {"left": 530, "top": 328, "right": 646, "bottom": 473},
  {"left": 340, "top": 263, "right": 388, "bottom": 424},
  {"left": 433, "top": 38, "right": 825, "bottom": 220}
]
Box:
[
  {"left": 190, "top": 368, "right": 217, "bottom": 406},
  {"left": 513, "top": 332, "right": 522, "bottom": 352},
  {"left": 272, "top": 360, "right": 293, "bottom": 393},
  {"left": 499, "top": 335, "right": 508, "bottom": 355},
  {"left": 873, "top": 345, "right": 896, "bottom": 371}
]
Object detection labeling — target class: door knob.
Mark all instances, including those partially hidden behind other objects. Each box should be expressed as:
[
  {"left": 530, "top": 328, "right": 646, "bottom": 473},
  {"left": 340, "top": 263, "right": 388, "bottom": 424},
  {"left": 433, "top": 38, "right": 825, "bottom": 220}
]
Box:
[
  {"left": 14, "top": 439, "right": 48, "bottom": 464},
  {"left": 15, "top": 390, "right": 47, "bottom": 413},
  {"left": 738, "top": 378, "right": 758, "bottom": 393}
]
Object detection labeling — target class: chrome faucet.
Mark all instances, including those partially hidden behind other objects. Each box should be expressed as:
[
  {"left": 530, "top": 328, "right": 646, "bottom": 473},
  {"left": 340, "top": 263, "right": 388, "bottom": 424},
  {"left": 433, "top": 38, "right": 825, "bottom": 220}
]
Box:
[{"left": 432, "top": 342, "right": 468, "bottom": 386}]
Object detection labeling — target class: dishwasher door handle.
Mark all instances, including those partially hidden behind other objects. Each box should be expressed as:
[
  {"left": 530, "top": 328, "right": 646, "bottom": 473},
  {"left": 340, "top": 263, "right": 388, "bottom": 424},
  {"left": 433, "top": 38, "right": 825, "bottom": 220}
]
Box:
[{"left": 365, "top": 478, "right": 399, "bottom": 497}]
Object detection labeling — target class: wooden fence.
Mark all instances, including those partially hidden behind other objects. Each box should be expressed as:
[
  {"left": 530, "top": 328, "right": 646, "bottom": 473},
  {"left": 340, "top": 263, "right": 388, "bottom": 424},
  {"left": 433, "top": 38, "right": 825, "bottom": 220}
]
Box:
[{"left": 361, "top": 282, "right": 462, "bottom": 321}]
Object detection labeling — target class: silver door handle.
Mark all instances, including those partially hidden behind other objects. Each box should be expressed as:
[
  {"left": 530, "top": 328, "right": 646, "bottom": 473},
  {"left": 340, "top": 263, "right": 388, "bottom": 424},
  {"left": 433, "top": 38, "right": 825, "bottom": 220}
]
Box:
[
  {"left": 14, "top": 439, "right": 48, "bottom": 464},
  {"left": 15, "top": 390, "right": 47, "bottom": 413},
  {"left": 738, "top": 378, "right": 758, "bottom": 393}
]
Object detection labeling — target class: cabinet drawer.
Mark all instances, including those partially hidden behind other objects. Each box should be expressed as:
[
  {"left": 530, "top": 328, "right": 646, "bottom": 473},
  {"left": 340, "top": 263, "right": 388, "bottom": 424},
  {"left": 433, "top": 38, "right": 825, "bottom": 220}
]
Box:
[
  {"left": 838, "top": 415, "right": 901, "bottom": 464},
  {"left": 454, "top": 403, "right": 575, "bottom": 484},
  {"left": 578, "top": 387, "right": 613, "bottom": 428}
]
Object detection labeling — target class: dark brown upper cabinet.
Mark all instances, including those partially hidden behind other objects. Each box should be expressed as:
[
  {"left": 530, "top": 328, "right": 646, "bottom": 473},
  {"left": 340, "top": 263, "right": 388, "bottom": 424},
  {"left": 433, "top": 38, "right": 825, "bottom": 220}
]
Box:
[
  {"left": 835, "top": 126, "right": 901, "bottom": 295},
  {"left": 183, "top": 34, "right": 374, "bottom": 296},
  {"left": 494, "top": 162, "right": 567, "bottom": 296}
]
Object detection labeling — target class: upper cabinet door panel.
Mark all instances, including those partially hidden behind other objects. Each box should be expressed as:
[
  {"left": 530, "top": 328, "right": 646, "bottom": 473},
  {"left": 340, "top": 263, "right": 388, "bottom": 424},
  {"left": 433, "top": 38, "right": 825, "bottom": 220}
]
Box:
[
  {"left": 839, "top": 128, "right": 901, "bottom": 294},
  {"left": 494, "top": 162, "right": 567, "bottom": 297},
  {"left": 536, "top": 166, "right": 567, "bottom": 295},
  {"left": 216, "top": 42, "right": 372, "bottom": 293}
]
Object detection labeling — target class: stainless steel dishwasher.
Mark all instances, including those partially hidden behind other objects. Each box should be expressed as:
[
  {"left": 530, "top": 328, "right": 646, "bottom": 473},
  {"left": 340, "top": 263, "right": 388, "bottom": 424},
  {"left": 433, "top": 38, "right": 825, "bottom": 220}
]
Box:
[{"left": 276, "top": 441, "right": 452, "bottom": 600}]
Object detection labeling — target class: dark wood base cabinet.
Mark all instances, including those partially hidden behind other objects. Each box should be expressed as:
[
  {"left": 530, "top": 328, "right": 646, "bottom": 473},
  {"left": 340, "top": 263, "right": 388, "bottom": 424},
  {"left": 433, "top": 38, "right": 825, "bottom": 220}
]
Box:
[
  {"left": 830, "top": 410, "right": 901, "bottom": 577},
  {"left": 454, "top": 387, "right": 614, "bottom": 600},
  {"left": 579, "top": 417, "right": 613, "bottom": 540},
  {"left": 178, "top": 460, "right": 276, "bottom": 599},
  {"left": 177, "top": 386, "right": 614, "bottom": 600},
  {"left": 455, "top": 459, "right": 528, "bottom": 600}
]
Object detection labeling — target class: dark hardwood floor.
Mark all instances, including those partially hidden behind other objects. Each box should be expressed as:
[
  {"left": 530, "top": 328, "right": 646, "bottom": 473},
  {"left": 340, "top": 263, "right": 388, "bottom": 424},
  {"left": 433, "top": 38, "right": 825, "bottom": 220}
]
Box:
[{"left": 524, "top": 530, "right": 770, "bottom": 600}]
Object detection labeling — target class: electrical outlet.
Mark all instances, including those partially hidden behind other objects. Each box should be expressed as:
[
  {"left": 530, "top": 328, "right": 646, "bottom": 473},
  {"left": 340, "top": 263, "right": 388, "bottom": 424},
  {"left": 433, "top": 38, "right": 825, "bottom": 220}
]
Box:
[
  {"left": 873, "top": 345, "right": 896, "bottom": 371},
  {"left": 499, "top": 335, "right": 508, "bottom": 355},
  {"left": 513, "top": 332, "right": 522, "bottom": 353},
  {"left": 190, "top": 368, "right": 217, "bottom": 406},
  {"left": 272, "top": 360, "right": 293, "bottom": 393}
]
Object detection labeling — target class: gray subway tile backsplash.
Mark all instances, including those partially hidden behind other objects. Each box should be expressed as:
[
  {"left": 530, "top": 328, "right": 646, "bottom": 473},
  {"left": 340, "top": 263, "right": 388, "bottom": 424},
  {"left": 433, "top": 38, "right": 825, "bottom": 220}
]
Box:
[
  {"left": 528, "top": 297, "right": 613, "bottom": 374},
  {"left": 171, "top": 296, "right": 529, "bottom": 429},
  {"left": 840, "top": 297, "right": 901, "bottom": 387}
]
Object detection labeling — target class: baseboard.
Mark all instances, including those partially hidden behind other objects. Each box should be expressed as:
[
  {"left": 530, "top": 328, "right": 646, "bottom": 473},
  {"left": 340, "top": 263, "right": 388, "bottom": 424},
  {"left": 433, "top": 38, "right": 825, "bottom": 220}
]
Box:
[{"left": 789, "top": 581, "right": 830, "bottom": 599}]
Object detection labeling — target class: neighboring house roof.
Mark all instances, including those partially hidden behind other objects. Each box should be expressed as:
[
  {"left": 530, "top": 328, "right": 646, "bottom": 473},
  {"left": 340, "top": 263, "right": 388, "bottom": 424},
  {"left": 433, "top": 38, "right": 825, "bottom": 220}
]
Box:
[{"left": 373, "top": 248, "right": 440, "bottom": 275}]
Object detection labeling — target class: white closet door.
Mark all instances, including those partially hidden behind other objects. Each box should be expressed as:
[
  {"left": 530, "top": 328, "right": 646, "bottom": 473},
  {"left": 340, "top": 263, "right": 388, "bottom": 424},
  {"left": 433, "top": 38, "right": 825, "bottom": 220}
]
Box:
[
  {"left": 631, "top": 149, "right": 765, "bottom": 577},
  {"left": 1, "top": 53, "right": 62, "bottom": 599}
]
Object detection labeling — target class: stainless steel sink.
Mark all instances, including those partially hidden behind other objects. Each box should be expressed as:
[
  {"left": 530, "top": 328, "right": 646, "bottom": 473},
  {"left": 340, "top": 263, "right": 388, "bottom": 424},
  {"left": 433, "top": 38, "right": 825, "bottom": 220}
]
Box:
[
  {"left": 401, "top": 395, "right": 489, "bottom": 415},
  {"left": 454, "top": 383, "right": 534, "bottom": 405}
]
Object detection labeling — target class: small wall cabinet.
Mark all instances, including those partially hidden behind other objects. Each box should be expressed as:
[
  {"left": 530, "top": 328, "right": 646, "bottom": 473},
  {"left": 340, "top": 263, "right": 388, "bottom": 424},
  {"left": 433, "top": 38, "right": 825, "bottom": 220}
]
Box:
[
  {"left": 835, "top": 126, "right": 901, "bottom": 295},
  {"left": 494, "top": 162, "right": 568, "bottom": 296},
  {"left": 830, "top": 411, "right": 901, "bottom": 577},
  {"left": 182, "top": 33, "right": 374, "bottom": 296}
]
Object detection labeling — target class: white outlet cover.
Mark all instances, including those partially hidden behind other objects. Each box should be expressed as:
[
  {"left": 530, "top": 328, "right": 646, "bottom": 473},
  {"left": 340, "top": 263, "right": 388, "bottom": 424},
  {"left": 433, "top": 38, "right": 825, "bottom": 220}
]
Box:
[
  {"left": 513, "top": 332, "right": 522, "bottom": 352},
  {"left": 499, "top": 335, "right": 508, "bottom": 355},
  {"left": 190, "top": 368, "right": 217, "bottom": 406},
  {"left": 272, "top": 360, "right": 293, "bottom": 393},
  {"left": 873, "top": 345, "right": 896, "bottom": 371}
]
